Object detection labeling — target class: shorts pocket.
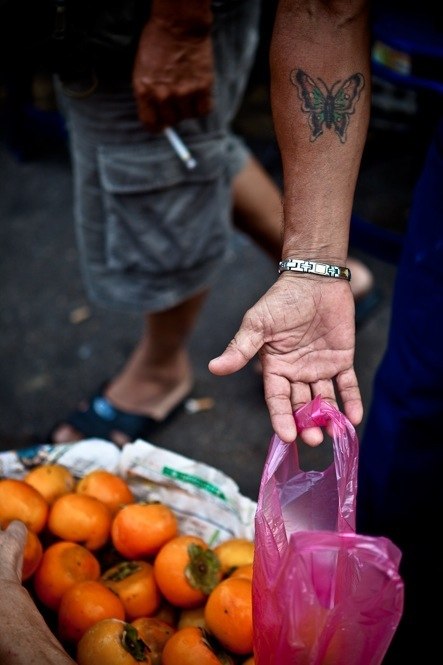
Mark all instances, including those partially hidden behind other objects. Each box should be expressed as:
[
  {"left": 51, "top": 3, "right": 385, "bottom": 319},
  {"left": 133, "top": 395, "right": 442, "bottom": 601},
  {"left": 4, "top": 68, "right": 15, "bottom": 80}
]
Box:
[{"left": 97, "top": 134, "right": 231, "bottom": 274}]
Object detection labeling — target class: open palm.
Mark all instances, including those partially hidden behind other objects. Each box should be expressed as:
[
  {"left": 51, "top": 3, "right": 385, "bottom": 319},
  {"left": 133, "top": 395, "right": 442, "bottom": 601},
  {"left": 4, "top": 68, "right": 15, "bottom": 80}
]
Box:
[{"left": 209, "top": 274, "right": 362, "bottom": 444}]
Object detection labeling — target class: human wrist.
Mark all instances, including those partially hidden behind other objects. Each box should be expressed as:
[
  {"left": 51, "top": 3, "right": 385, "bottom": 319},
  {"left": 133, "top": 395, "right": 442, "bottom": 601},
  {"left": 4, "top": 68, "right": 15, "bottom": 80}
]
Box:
[{"left": 278, "top": 258, "right": 351, "bottom": 281}]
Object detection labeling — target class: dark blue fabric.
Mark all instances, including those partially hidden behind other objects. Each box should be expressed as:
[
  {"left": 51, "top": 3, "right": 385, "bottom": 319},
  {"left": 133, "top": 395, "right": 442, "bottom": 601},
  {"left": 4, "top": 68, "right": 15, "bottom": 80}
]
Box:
[{"left": 357, "top": 117, "right": 443, "bottom": 663}]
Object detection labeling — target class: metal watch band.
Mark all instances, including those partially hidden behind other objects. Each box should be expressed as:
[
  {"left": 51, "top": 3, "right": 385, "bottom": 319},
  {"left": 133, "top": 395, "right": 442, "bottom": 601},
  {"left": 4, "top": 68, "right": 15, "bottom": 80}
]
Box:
[{"left": 278, "top": 259, "right": 351, "bottom": 281}]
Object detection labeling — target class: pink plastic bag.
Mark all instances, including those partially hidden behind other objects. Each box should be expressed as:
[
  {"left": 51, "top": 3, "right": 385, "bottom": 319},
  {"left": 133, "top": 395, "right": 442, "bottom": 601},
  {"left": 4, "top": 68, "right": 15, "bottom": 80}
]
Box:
[{"left": 252, "top": 397, "right": 404, "bottom": 665}]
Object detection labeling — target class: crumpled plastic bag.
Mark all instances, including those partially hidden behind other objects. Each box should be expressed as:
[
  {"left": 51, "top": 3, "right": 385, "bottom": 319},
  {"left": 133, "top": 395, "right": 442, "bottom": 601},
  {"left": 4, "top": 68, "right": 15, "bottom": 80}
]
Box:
[{"left": 252, "top": 396, "right": 404, "bottom": 665}]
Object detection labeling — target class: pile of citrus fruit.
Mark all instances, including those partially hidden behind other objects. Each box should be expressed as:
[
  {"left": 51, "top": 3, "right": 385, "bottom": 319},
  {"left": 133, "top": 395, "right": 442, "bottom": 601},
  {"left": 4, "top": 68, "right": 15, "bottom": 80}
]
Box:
[{"left": 0, "top": 464, "right": 256, "bottom": 664}]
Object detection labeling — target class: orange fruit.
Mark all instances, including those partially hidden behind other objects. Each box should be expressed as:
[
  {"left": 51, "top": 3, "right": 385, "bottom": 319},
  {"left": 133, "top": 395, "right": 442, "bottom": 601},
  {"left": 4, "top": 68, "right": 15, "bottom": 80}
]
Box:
[
  {"left": 161, "top": 626, "right": 235, "bottom": 665},
  {"left": 102, "top": 560, "right": 161, "bottom": 621},
  {"left": 152, "top": 601, "right": 178, "bottom": 628},
  {"left": 48, "top": 492, "right": 112, "bottom": 550},
  {"left": 24, "top": 463, "right": 76, "bottom": 505},
  {"left": 111, "top": 502, "right": 178, "bottom": 560},
  {"left": 77, "top": 618, "right": 152, "bottom": 665},
  {"left": 58, "top": 579, "right": 126, "bottom": 643},
  {"left": 242, "top": 658, "right": 255, "bottom": 665},
  {"left": 154, "top": 535, "right": 222, "bottom": 609},
  {"left": 177, "top": 606, "right": 206, "bottom": 630},
  {"left": 0, "top": 478, "right": 49, "bottom": 533},
  {"left": 213, "top": 538, "right": 254, "bottom": 576},
  {"left": 22, "top": 528, "right": 43, "bottom": 581},
  {"left": 76, "top": 469, "right": 134, "bottom": 515},
  {"left": 131, "top": 617, "right": 176, "bottom": 665},
  {"left": 33, "top": 540, "right": 101, "bottom": 611},
  {"left": 204, "top": 577, "right": 253, "bottom": 655},
  {"left": 228, "top": 563, "right": 253, "bottom": 582}
]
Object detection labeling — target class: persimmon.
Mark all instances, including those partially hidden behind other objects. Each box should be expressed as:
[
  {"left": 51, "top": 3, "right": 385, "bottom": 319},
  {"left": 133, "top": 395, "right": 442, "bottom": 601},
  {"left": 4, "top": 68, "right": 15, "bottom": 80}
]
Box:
[
  {"left": 77, "top": 618, "right": 152, "bottom": 665},
  {"left": 161, "top": 626, "right": 235, "bottom": 665},
  {"left": 204, "top": 577, "right": 253, "bottom": 655},
  {"left": 131, "top": 617, "right": 175, "bottom": 665},
  {"left": 48, "top": 492, "right": 112, "bottom": 550},
  {"left": 58, "top": 579, "right": 126, "bottom": 643},
  {"left": 177, "top": 606, "right": 206, "bottom": 630},
  {"left": 111, "top": 502, "right": 177, "bottom": 559},
  {"left": 0, "top": 478, "right": 48, "bottom": 533},
  {"left": 154, "top": 534, "right": 222, "bottom": 609},
  {"left": 102, "top": 560, "right": 161, "bottom": 621},
  {"left": 228, "top": 563, "right": 253, "bottom": 581},
  {"left": 76, "top": 469, "right": 134, "bottom": 515},
  {"left": 213, "top": 538, "right": 254, "bottom": 576},
  {"left": 24, "top": 463, "right": 76, "bottom": 505},
  {"left": 33, "top": 540, "right": 101, "bottom": 611},
  {"left": 22, "top": 528, "right": 43, "bottom": 581},
  {"left": 152, "top": 600, "right": 178, "bottom": 627}
]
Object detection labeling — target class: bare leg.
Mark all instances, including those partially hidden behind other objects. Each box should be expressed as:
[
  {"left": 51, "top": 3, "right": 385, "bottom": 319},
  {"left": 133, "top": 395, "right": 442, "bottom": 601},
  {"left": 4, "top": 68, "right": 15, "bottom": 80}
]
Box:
[
  {"left": 232, "top": 154, "right": 283, "bottom": 260},
  {"left": 52, "top": 290, "right": 207, "bottom": 444},
  {"left": 104, "top": 292, "right": 207, "bottom": 420}
]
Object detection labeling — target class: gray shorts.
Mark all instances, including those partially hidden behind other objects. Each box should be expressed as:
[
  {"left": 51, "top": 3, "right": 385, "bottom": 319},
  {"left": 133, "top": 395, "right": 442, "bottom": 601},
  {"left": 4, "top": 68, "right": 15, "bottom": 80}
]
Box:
[{"left": 60, "top": 0, "right": 260, "bottom": 312}]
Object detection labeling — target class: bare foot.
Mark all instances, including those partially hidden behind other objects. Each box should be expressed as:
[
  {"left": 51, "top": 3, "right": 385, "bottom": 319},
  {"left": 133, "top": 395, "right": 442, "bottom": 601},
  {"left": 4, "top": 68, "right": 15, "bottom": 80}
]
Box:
[{"left": 50, "top": 355, "right": 194, "bottom": 445}]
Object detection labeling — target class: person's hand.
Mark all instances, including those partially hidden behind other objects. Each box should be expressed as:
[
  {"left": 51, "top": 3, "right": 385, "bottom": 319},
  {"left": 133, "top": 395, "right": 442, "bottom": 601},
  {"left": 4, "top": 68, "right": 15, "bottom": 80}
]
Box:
[
  {"left": 0, "top": 520, "right": 26, "bottom": 583},
  {"left": 132, "top": 16, "right": 214, "bottom": 132},
  {"left": 209, "top": 274, "right": 363, "bottom": 445},
  {"left": 0, "top": 521, "right": 75, "bottom": 664}
]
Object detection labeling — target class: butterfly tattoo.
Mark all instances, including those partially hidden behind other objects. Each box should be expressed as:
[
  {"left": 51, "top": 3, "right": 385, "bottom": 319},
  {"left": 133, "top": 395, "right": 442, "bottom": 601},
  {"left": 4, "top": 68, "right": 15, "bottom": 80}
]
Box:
[{"left": 291, "top": 69, "right": 365, "bottom": 143}]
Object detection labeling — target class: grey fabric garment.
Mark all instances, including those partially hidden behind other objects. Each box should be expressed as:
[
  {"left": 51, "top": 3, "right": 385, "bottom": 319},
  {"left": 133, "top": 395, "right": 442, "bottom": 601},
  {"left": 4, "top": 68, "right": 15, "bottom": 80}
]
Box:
[{"left": 58, "top": 0, "right": 260, "bottom": 312}]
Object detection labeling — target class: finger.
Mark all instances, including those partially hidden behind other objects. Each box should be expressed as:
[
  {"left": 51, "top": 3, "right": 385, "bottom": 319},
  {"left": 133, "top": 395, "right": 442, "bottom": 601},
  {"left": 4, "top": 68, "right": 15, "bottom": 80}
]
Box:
[
  {"left": 310, "top": 379, "right": 337, "bottom": 407},
  {"left": 209, "top": 323, "right": 265, "bottom": 376},
  {"left": 310, "top": 378, "right": 338, "bottom": 440},
  {"left": 263, "top": 373, "right": 297, "bottom": 444},
  {"left": 136, "top": 100, "right": 163, "bottom": 132},
  {"left": 156, "top": 97, "right": 183, "bottom": 129},
  {"left": 336, "top": 368, "right": 363, "bottom": 426},
  {"left": 2, "top": 520, "right": 27, "bottom": 580},
  {"left": 290, "top": 382, "right": 323, "bottom": 446},
  {"left": 174, "top": 91, "right": 212, "bottom": 121},
  {"left": 5, "top": 518, "right": 27, "bottom": 539}
]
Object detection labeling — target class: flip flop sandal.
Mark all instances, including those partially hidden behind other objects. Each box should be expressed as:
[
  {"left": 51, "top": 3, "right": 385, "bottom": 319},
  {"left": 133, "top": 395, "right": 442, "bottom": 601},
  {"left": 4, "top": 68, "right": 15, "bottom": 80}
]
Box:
[{"left": 49, "top": 388, "right": 191, "bottom": 444}]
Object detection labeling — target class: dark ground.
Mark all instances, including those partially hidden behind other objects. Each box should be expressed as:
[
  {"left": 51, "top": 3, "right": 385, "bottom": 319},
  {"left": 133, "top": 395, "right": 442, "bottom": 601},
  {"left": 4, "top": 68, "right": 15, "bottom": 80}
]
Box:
[{"left": 0, "top": 27, "right": 428, "bottom": 502}]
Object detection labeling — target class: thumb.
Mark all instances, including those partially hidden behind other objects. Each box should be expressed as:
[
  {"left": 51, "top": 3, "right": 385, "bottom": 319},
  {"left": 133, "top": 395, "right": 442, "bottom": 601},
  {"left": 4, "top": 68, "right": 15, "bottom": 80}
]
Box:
[
  {"left": 2, "top": 520, "right": 27, "bottom": 581},
  {"left": 209, "top": 325, "right": 264, "bottom": 376}
]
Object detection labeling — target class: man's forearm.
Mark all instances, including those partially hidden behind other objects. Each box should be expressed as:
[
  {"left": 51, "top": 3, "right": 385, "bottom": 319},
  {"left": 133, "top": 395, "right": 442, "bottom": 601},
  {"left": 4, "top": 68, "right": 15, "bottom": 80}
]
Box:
[{"left": 271, "top": 0, "right": 371, "bottom": 264}]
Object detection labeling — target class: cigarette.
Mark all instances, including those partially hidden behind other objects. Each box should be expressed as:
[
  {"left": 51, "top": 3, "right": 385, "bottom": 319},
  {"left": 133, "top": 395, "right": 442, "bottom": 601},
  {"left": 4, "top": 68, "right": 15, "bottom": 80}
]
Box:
[
  {"left": 184, "top": 397, "right": 215, "bottom": 414},
  {"left": 163, "top": 127, "right": 197, "bottom": 170}
]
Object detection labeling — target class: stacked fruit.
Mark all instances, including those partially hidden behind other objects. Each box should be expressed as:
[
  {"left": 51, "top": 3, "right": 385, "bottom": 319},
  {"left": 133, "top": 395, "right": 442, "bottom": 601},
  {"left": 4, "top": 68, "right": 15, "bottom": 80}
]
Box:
[{"left": 0, "top": 465, "right": 256, "bottom": 665}]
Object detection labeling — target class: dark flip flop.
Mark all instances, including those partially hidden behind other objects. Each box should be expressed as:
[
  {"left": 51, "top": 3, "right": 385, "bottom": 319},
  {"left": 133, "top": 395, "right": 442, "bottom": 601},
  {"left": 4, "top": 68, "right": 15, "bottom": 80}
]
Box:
[{"left": 49, "top": 390, "right": 190, "bottom": 443}]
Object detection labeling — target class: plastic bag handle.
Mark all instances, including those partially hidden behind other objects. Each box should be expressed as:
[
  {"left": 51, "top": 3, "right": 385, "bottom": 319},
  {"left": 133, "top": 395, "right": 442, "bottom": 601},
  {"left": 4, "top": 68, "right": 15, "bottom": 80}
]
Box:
[{"left": 293, "top": 396, "right": 359, "bottom": 532}]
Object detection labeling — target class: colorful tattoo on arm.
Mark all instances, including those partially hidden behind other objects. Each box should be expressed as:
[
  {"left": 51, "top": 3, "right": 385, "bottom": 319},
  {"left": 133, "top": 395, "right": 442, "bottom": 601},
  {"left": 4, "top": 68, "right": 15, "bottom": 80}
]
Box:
[{"left": 290, "top": 69, "right": 364, "bottom": 143}]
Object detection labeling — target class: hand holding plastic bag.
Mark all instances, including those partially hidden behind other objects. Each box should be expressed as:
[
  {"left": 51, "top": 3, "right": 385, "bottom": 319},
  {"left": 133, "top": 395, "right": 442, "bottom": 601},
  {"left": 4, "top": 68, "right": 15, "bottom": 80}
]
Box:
[{"left": 252, "top": 397, "right": 404, "bottom": 665}]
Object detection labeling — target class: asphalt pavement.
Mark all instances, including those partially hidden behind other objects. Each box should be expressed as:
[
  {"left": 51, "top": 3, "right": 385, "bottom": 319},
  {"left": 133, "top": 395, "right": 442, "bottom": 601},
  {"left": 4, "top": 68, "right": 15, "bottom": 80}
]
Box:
[{"left": 0, "top": 62, "right": 420, "bottom": 502}]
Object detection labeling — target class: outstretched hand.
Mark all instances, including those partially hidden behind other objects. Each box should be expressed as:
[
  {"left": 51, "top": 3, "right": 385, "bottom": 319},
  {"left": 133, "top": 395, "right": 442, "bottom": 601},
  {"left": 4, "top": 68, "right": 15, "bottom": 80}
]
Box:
[
  {"left": 0, "top": 521, "right": 75, "bottom": 664},
  {"left": 132, "top": 15, "right": 214, "bottom": 131},
  {"left": 209, "top": 274, "right": 363, "bottom": 444},
  {"left": 0, "top": 520, "right": 26, "bottom": 583}
]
